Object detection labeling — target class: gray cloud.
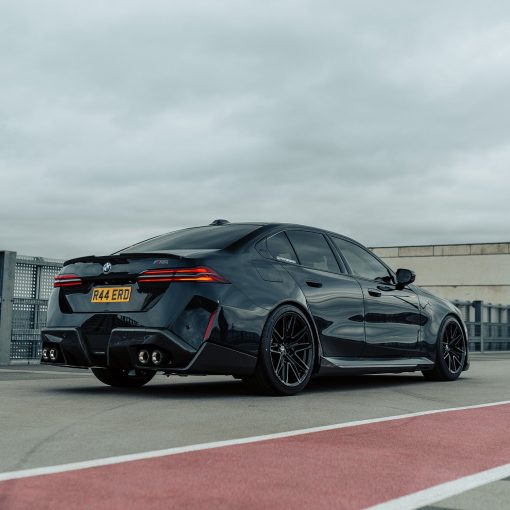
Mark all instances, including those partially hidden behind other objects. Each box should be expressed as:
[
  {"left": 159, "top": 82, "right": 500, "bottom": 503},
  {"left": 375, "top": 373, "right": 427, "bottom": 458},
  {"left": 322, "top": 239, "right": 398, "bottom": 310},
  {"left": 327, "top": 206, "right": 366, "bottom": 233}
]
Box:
[{"left": 1, "top": 0, "right": 510, "bottom": 259}]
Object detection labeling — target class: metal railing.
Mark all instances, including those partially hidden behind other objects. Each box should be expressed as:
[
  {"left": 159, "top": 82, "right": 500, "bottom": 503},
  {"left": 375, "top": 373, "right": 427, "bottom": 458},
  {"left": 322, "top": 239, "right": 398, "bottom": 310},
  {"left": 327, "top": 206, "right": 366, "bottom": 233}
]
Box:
[
  {"left": 453, "top": 300, "right": 510, "bottom": 352},
  {"left": 0, "top": 252, "right": 63, "bottom": 363}
]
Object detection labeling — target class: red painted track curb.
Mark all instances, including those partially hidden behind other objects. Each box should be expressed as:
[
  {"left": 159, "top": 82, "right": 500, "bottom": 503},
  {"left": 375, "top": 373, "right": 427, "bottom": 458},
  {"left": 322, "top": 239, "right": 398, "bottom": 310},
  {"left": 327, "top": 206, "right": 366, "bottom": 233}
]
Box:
[{"left": 1, "top": 404, "right": 510, "bottom": 509}]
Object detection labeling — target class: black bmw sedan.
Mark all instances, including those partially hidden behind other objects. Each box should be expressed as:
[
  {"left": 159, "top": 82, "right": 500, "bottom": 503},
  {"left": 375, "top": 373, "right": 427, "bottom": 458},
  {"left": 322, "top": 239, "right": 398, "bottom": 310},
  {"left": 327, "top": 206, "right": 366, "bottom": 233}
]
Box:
[{"left": 42, "top": 220, "right": 469, "bottom": 395}]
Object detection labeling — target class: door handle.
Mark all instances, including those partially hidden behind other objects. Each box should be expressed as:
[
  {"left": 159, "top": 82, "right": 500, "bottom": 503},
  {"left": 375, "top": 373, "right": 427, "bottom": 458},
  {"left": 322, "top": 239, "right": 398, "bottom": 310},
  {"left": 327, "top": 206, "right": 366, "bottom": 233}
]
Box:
[
  {"left": 368, "top": 289, "right": 382, "bottom": 297},
  {"left": 306, "top": 280, "right": 323, "bottom": 288}
]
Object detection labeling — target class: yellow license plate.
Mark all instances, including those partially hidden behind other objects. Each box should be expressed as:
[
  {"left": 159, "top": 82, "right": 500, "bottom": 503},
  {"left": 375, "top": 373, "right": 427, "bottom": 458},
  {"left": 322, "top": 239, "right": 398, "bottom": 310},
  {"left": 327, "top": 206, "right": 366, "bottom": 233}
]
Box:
[{"left": 91, "top": 287, "right": 132, "bottom": 303}]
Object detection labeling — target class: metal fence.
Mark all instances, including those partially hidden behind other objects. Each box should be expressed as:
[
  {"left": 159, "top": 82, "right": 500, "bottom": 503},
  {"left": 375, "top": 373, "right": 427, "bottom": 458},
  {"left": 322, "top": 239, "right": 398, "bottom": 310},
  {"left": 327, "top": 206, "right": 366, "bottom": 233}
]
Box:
[
  {"left": 453, "top": 300, "right": 510, "bottom": 352},
  {"left": 0, "top": 252, "right": 63, "bottom": 363},
  {"left": 10, "top": 256, "right": 63, "bottom": 360},
  {"left": 0, "top": 250, "right": 509, "bottom": 363}
]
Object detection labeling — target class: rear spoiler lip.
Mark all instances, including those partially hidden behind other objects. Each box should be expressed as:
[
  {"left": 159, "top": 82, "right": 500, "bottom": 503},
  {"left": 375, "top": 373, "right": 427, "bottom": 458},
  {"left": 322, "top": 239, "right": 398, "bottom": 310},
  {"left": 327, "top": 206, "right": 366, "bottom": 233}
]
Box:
[
  {"left": 64, "top": 249, "right": 222, "bottom": 267},
  {"left": 63, "top": 252, "right": 186, "bottom": 266}
]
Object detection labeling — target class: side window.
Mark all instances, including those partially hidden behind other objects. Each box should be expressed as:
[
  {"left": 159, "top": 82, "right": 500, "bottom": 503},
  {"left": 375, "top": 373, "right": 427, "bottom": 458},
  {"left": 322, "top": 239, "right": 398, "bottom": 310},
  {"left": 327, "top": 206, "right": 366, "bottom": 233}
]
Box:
[
  {"left": 332, "top": 237, "right": 393, "bottom": 283},
  {"left": 286, "top": 231, "right": 341, "bottom": 273},
  {"left": 266, "top": 232, "right": 298, "bottom": 264}
]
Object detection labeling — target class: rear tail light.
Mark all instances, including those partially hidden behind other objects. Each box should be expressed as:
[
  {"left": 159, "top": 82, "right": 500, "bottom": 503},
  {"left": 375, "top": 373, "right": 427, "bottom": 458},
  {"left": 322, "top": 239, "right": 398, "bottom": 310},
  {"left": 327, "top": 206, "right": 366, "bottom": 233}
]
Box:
[
  {"left": 54, "top": 274, "right": 83, "bottom": 287},
  {"left": 137, "top": 266, "right": 228, "bottom": 284}
]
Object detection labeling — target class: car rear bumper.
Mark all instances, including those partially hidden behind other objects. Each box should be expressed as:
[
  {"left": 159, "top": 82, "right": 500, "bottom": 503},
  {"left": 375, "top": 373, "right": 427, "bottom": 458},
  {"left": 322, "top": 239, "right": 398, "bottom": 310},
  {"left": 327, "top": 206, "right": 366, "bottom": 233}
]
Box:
[{"left": 40, "top": 327, "right": 257, "bottom": 376}]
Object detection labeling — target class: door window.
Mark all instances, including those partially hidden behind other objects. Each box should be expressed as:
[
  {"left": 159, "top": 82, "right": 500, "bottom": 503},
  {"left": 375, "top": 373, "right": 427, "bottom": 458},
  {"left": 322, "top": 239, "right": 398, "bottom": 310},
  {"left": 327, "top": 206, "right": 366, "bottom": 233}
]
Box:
[
  {"left": 331, "top": 237, "right": 393, "bottom": 283},
  {"left": 286, "top": 231, "right": 341, "bottom": 273}
]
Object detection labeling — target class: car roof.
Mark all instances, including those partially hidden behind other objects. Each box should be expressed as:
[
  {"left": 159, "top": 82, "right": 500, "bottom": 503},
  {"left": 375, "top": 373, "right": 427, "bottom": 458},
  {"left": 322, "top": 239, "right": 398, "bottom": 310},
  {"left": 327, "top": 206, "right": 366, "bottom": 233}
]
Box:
[{"left": 208, "top": 222, "right": 361, "bottom": 246}]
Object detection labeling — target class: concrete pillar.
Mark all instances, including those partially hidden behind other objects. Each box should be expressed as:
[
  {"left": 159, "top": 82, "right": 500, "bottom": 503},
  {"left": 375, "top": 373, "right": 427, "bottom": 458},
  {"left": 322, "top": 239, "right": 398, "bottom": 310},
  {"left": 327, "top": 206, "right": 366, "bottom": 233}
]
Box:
[{"left": 0, "top": 251, "right": 16, "bottom": 365}]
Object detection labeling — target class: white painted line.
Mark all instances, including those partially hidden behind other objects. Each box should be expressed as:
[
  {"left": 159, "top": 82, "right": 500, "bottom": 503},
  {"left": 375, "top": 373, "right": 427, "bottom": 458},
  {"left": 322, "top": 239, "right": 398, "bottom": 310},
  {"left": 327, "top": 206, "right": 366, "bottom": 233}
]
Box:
[
  {"left": 0, "top": 369, "right": 92, "bottom": 376},
  {"left": 0, "top": 399, "right": 509, "bottom": 483},
  {"left": 366, "top": 462, "right": 510, "bottom": 510}
]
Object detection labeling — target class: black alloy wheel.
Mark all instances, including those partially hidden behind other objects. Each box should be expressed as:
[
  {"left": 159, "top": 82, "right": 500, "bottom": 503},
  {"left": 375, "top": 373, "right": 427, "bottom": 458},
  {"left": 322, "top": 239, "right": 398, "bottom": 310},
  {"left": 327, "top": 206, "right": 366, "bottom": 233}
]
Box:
[
  {"left": 442, "top": 320, "right": 467, "bottom": 373},
  {"left": 249, "top": 305, "right": 315, "bottom": 395},
  {"left": 423, "top": 317, "right": 467, "bottom": 381},
  {"left": 270, "top": 312, "right": 314, "bottom": 387},
  {"left": 91, "top": 367, "right": 156, "bottom": 387}
]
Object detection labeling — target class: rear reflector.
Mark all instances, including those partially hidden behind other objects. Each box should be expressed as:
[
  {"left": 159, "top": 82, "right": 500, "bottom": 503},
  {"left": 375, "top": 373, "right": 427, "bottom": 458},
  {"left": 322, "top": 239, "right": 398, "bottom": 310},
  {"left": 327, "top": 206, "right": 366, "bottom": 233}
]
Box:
[
  {"left": 203, "top": 308, "right": 219, "bottom": 341},
  {"left": 54, "top": 274, "right": 83, "bottom": 287},
  {"left": 137, "top": 267, "right": 228, "bottom": 284}
]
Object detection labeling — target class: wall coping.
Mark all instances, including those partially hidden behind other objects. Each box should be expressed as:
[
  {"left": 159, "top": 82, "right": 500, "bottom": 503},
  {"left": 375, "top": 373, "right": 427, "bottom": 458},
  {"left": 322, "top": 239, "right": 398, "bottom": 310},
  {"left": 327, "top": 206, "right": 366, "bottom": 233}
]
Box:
[{"left": 371, "top": 243, "right": 510, "bottom": 257}]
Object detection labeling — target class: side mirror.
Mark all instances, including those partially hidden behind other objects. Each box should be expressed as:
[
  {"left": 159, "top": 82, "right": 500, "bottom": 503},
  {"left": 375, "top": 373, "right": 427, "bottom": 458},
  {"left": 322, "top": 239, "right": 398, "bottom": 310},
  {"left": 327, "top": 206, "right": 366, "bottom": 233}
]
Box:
[{"left": 396, "top": 268, "right": 416, "bottom": 289}]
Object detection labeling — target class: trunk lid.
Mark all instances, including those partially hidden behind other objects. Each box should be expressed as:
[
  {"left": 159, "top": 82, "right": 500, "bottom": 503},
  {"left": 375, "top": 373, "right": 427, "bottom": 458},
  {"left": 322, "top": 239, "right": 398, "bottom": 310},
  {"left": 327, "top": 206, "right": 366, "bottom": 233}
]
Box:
[{"left": 58, "top": 252, "right": 203, "bottom": 313}]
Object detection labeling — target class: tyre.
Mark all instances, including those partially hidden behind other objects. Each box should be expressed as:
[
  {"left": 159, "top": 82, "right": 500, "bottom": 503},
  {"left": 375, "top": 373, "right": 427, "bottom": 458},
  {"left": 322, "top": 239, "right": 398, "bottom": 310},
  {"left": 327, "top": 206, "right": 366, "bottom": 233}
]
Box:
[
  {"left": 91, "top": 367, "right": 156, "bottom": 387},
  {"left": 422, "top": 316, "right": 467, "bottom": 381},
  {"left": 249, "top": 304, "right": 316, "bottom": 396}
]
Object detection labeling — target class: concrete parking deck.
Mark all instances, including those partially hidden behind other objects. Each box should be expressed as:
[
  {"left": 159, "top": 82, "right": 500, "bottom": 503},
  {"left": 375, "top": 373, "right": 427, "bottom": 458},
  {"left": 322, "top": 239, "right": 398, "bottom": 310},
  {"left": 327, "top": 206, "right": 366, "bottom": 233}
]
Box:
[{"left": 1, "top": 354, "right": 509, "bottom": 509}]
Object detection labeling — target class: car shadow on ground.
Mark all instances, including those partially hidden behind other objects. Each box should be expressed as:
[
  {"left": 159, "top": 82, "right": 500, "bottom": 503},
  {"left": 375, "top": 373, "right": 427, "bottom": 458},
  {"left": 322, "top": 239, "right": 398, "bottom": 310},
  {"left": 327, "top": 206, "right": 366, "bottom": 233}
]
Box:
[{"left": 43, "top": 372, "right": 432, "bottom": 400}]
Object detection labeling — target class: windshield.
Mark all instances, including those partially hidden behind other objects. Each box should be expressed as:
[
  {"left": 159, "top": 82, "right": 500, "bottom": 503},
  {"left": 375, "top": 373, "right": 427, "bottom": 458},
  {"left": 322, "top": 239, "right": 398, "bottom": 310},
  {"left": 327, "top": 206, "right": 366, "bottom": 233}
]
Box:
[{"left": 115, "top": 224, "right": 261, "bottom": 253}]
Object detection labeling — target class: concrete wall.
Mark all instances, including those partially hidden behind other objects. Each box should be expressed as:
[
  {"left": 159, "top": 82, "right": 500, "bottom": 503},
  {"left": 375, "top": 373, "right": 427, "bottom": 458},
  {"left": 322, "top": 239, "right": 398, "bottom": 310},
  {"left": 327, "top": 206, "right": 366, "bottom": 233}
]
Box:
[
  {"left": 371, "top": 243, "right": 510, "bottom": 304},
  {"left": 0, "top": 252, "right": 16, "bottom": 365}
]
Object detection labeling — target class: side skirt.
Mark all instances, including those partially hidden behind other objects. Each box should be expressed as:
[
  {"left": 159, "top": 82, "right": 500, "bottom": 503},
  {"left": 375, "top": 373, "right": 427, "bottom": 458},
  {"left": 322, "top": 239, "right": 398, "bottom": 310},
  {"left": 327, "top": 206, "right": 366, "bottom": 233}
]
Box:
[{"left": 318, "top": 356, "right": 434, "bottom": 375}]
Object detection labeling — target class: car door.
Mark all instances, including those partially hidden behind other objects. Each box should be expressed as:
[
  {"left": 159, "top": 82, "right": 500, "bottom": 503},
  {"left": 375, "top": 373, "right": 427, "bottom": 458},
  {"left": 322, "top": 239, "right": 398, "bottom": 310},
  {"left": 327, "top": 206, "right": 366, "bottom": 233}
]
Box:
[
  {"left": 330, "top": 236, "right": 423, "bottom": 358},
  {"left": 268, "top": 230, "right": 365, "bottom": 358}
]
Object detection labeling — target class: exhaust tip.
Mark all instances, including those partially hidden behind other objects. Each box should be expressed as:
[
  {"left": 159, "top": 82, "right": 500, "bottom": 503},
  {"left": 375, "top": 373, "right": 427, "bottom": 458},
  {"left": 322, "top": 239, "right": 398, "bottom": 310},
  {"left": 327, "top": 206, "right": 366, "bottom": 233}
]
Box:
[
  {"left": 42, "top": 347, "right": 50, "bottom": 361},
  {"left": 138, "top": 349, "right": 150, "bottom": 365},
  {"left": 151, "top": 350, "right": 163, "bottom": 366},
  {"left": 49, "top": 348, "right": 58, "bottom": 361}
]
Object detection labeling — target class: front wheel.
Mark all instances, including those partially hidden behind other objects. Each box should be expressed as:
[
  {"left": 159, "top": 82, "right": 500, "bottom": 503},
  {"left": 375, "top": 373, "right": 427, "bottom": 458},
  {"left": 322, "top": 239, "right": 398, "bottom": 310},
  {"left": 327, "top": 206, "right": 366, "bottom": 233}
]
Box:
[
  {"left": 422, "top": 317, "right": 467, "bottom": 381},
  {"left": 91, "top": 367, "right": 156, "bottom": 387},
  {"left": 249, "top": 305, "right": 316, "bottom": 396}
]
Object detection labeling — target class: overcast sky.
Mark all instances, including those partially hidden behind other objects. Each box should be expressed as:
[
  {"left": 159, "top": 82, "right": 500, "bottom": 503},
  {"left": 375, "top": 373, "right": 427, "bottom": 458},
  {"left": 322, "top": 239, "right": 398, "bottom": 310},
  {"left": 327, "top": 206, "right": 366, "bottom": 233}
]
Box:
[{"left": 1, "top": 0, "right": 510, "bottom": 260}]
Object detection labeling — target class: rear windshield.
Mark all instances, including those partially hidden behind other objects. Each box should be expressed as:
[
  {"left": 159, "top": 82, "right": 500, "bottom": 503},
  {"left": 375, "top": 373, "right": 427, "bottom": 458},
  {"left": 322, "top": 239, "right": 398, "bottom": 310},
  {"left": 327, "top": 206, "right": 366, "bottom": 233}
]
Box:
[{"left": 116, "top": 225, "right": 261, "bottom": 253}]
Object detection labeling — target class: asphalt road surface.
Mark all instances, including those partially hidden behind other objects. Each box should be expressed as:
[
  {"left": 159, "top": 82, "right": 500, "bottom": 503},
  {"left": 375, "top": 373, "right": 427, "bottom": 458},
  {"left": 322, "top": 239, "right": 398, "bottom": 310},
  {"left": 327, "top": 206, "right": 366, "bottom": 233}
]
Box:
[{"left": 1, "top": 354, "right": 509, "bottom": 509}]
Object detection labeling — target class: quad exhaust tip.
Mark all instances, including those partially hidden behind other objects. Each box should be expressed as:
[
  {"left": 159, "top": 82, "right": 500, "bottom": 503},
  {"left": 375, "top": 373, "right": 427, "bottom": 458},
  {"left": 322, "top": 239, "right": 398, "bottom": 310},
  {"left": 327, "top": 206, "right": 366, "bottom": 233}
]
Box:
[
  {"left": 151, "top": 350, "right": 162, "bottom": 366},
  {"left": 137, "top": 349, "right": 165, "bottom": 366},
  {"left": 138, "top": 349, "right": 150, "bottom": 365},
  {"left": 42, "top": 347, "right": 59, "bottom": 361}
]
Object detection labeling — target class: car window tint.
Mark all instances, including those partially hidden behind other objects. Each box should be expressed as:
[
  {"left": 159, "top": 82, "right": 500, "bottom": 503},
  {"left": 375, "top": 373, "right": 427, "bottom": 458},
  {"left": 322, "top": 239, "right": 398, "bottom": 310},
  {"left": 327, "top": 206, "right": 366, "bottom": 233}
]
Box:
[
  {"left": 287, "top": 231, "right": 340, "bottom": 273},
  {"left": 115, "top": 225, "right": 260, "bottom": 252},
  {"left": 266, "top": 232, "right": 298, "bottom": 264},
  {"left": 332, "top": 237, "right": 393, "bottom": 282}
]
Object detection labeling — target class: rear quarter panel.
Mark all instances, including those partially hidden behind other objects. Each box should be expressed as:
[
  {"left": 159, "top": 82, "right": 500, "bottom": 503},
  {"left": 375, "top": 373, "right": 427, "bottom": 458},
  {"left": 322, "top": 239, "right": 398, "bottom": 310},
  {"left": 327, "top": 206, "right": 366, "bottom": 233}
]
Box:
[{"left": 202, "top": 250, "right": 309, "bottom": 356}]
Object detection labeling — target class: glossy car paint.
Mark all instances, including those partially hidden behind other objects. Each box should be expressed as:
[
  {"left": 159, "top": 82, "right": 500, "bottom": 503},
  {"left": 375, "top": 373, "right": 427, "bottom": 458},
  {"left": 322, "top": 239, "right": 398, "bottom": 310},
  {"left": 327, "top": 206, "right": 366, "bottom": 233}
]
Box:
[
  {"left": 41, "top": 223, "right": 469, "bottom": 378},
  {"left": 282, "top": 261, "right": 366, "bottom": 358},
  {"left": 355, "top": 278, "right": 423, "bottom": 358}
]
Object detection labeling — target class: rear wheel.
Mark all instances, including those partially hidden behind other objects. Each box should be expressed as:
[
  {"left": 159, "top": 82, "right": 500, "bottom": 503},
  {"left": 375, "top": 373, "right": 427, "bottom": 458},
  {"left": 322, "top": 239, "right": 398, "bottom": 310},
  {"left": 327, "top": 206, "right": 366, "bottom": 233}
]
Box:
[
  {"left": 91, "top": 367, "right": 156, "bottom": 387},
  {"left": 422, "top": 317, "right": 467, "bottom": 381},
  {"left": 249, "top": 305, "right": 316, "bottom": 396}
]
